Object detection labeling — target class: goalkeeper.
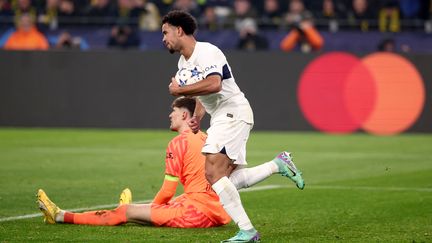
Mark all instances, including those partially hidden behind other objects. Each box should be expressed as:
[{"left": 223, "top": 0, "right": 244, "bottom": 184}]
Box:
[
  {"left": 37, "top": 97, "right": 231, "bottom": 228},
  {"left": 37, "top": 96, "right": 302, "bottom": 228}
]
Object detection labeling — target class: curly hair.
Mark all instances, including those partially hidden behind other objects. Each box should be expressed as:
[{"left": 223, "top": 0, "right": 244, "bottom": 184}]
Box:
[{"left": 162, "top": 10, "right": 197, "bottom": 36}]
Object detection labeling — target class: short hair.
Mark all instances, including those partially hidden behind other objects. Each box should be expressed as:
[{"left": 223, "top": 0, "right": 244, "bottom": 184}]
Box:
[
  {"left": 162, "top": 10, "right": 197, "bottom": 36},
  {"left": 171, "top": 97, "right": 196, "bottom": 116}
]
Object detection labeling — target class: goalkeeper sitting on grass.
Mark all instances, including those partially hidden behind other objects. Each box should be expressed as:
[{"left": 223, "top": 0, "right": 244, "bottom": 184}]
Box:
[{"left": 37, "top": 97, "right": 304, "bottom": 228}]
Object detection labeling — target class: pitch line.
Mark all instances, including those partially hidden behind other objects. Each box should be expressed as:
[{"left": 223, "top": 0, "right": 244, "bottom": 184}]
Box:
[
  {"left": 306, "top": 185, "right": 432, "bottom": 192},
  {"left": 1, "top": 184, "right": 431, "bottom": 222},
  {"left": 240, "top": 184, "right": 432, "bottom": 193}
]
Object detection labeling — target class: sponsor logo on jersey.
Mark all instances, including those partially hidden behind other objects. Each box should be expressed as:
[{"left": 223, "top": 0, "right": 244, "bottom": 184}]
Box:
[
  {"left": 166, "top": 152, "right": 174, "bottom": 159},
  {"left": 204, "top": 65, "right": 217, "bottom": 72}
]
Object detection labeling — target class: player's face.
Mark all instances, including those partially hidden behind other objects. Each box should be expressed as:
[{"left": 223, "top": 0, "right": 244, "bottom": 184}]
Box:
[
  {"left": 169, "top": 107, "right": 185, "bottom": 131},
  {"left": 162, "top": 23, "right": 180, "bottom": 54}
]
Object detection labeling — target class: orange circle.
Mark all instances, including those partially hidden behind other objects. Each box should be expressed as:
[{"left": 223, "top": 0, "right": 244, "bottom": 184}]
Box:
[{"left": 361, "top": 53, "right": 425, "bottom": 135}]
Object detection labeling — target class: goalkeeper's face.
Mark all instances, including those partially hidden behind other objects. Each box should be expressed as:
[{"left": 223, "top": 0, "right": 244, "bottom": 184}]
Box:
[{"left": 169, "top": 107, "right": 188, "bottom": 131}]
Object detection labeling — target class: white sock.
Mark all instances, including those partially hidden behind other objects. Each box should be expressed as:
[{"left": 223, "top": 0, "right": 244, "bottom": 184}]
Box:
[
  {"left": 229, "top": 161, "right": 278, "bottom": 190},
  {"left": 212, "top": 176, "right": 254, "bottom": 231},
  {"left": 56, "top": 210, "right": 65, "bottom": 223}
]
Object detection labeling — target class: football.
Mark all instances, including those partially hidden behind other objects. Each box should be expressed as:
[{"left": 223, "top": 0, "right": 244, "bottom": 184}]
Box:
[{"left": 175, "top": 66, "right": 204, "bottom": 86}]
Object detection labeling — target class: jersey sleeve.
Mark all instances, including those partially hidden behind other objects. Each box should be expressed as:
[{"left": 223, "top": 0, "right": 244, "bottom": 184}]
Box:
[
  {"left": 198, "top": 46, "right": 226, "bottom": 78},
  {"left": 165, "top": 135, "right": 187, "bottom": 177}
]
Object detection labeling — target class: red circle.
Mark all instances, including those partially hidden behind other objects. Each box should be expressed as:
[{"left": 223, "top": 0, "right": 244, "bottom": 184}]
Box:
[{"left": 298, "top": 52, "right": 376, "bottom": 133}]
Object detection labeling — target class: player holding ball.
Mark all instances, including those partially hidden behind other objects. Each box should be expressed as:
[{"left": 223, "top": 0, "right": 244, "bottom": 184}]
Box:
[{"left": 164, "top": 10, "right": 305, "bottom": 243}]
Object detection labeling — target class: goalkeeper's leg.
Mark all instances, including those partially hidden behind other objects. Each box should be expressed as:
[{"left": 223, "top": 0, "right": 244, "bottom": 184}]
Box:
[
  {"left": 63, "top": 205, "right": 128, "bottom": 225},
  {"left": 63, "top": 204, "right": 152, "bottom": 225},
  {"left": 46, "top": 204, "right": 152, "bottom": 226},
  {"left": 38, "top": 189, "right": 152, "bottom": 226}
]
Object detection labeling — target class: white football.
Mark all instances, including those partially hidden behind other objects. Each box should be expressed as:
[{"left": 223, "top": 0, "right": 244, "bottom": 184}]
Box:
[{"left": 175, "top": 66, "right": 204, "bottom": 86}]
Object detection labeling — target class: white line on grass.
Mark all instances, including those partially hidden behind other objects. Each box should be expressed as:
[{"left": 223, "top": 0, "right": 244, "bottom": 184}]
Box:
[
  {"left": 310, "top": 185, "right": 432, "bottom": 192},
  {"left": 1, "top": 184, "right": 431, "bottom": 223},
  {"left": 240, "top": 184, "right": 432, "bottom": 193}
]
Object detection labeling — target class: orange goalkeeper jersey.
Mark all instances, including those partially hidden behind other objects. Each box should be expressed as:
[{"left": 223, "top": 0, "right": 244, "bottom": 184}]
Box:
[{"left": 165, "top": 130, "right": 230, "bottom": 225}]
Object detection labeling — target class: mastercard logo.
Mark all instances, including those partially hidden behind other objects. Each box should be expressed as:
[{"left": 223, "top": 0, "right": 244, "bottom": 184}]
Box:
[{"left": 298, "top": 52, "right": 425, "bottom": 135}]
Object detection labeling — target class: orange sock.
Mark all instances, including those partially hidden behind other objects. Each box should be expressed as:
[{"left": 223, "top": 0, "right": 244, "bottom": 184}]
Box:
[
  {"left": 280, "top": 29, "right": 300, "bottom": 52},
  {"left": 64, "top": 205, "right": 128, "bottom": 226},
  {"left": 302, "top": 26, "right": 324, "bottom": 50}
]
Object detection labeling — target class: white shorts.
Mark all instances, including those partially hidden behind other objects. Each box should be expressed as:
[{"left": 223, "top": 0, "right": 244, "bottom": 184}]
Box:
[{"left": 202, "top": 119, "right": 253, "bottom": 165}]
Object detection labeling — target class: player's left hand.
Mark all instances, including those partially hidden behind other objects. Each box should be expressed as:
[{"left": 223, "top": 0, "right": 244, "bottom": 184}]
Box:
[{"left": 169, "top": 77, "right": 181, "bottom": 96}]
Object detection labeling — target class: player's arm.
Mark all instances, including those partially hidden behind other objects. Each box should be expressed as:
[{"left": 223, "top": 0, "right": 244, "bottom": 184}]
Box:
[
  {"left": 152, "top": 174, "right": 179, "bottom": 205},
  {"left": 188, "top": 99, "right": 205, "bottom": 133},
  {"left": 157, "top": 136, "right": 184, "bottom": 204},
  {"left": 169, "top": 74, "right": 222, "bottom": 96},
  {"left": 193, "top": 98, "right": 206, "bottom": 121}
]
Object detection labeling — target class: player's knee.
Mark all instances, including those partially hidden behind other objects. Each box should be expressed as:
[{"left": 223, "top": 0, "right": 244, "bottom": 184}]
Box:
[
  {"left": 204, "top": 156, "right": 216, "bottom": 184},
  {"left": 205, "top": 164, "right": 226, "bottom": 185},
  {"left": 205, "top": 154, "right": 232, "bottom": 184},
  {"left": 205, "top": 169, "right": 220, "bottom": 185}
]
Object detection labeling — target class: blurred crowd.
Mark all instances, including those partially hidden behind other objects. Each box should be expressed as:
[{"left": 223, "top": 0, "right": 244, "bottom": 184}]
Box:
[
  {"left": 0, "top": 0, "right": 431, "bottom": 51},
  {"left": 1, "top": 0, "right": 431, "bottom": 30}
]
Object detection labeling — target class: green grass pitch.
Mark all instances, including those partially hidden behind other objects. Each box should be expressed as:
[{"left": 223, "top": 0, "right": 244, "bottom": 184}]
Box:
[{"left": 0, "top": 128, "right": 431, "bottom": 242}]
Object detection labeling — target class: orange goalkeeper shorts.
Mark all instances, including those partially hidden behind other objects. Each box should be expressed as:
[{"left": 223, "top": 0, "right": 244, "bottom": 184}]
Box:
[{"left": 150, "top": 194, "right": 223, "bottom": 228}]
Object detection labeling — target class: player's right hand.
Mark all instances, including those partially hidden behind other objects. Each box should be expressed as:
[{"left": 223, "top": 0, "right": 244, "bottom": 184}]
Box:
[
  {"left": 188, "top": 116, "right": 200, "bottom": 134},
  {"left": 169, "top": 77, "right": 181, "bottom": 96}
]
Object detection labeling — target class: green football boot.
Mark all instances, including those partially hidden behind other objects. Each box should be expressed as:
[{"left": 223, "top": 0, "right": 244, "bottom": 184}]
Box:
[
  {"left": 273, "top": 151, "right": 305, "bottom": 189},
  {"left": 221, "top": 229, "right": 260, "bottom": 243}
]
